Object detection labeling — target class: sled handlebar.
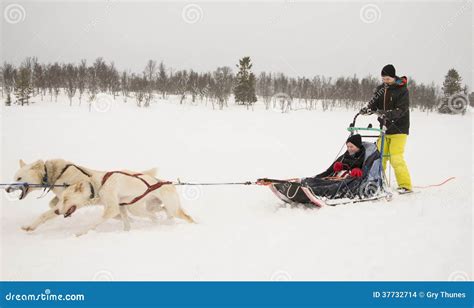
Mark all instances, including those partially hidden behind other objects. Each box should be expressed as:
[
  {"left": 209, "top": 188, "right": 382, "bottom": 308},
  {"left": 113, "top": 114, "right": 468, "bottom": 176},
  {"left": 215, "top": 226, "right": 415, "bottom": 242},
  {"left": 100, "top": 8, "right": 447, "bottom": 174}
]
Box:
[
  {"left": 347, "top": 127, "right": 384, "bottom": 133},
  {"left": 349, "top": 112, "right": 360, "bottom": 128},
  {"left": 349, "top": 112, "right": 384, "bottom": 134}
]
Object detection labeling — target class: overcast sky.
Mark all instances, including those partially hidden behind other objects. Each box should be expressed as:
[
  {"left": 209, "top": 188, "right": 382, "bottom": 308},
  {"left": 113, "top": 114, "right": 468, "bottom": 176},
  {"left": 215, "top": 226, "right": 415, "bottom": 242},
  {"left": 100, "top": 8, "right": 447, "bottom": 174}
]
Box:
[{"left": 1, "top": 0, "right": 472, "bottom": 88}]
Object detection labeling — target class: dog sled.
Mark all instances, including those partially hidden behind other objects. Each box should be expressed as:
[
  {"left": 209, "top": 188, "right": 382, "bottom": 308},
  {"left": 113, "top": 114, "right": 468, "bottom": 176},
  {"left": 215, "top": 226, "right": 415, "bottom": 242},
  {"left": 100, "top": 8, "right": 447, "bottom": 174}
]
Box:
[{"left": 257, "top": 113, "right": 393, "bottom": 207}]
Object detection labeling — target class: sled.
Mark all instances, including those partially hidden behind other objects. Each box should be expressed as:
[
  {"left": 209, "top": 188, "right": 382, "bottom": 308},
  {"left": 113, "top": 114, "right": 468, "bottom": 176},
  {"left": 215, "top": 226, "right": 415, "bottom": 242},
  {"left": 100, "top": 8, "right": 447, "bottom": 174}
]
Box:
[{"left": 262, "top": 113, "right": 392, "bottom": 207}]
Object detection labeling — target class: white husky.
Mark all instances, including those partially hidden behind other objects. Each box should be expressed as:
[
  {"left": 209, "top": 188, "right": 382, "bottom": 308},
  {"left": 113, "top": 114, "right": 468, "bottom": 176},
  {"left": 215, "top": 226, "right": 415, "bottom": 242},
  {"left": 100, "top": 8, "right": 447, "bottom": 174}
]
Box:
[
  {"left": 7, "top": 159, "right": 194, "bottom": 236},
  {"left": 56, "top": 172, "right": 195, "bottom": 236}
]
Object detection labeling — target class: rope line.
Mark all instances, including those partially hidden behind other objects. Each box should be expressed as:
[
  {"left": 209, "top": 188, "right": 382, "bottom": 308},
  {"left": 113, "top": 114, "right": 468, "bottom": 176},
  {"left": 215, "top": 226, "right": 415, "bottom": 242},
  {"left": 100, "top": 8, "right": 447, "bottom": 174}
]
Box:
[{"left": 413, "top": 177, "right": 456, "bottom": 189}]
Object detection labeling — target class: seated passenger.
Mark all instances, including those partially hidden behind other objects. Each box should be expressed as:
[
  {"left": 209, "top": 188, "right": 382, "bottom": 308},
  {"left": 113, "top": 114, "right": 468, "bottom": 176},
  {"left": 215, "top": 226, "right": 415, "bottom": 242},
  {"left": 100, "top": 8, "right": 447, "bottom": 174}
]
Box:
[{"left": 315, "top": 134, "right": 365, "bottom": 180}]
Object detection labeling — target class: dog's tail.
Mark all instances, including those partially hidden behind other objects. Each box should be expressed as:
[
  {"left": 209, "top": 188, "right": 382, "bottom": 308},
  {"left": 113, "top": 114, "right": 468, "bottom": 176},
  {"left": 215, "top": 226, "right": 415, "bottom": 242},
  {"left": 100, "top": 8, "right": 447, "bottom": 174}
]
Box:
[{"left": 142, "top": 168, "right": 158, "bottom": 177}]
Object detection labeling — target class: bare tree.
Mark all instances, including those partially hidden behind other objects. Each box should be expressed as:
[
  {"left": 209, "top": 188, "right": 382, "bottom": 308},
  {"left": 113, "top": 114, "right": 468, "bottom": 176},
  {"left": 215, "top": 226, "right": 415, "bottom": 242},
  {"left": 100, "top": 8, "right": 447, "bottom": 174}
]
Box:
[
  {"left": 187, "top": 70, "right": 199, "bottom": 103},
  {"left": 212, "top": 67, "right": 233, "bottom": 110},
  {"left": 130, "top": 74, "right": 146, "bottom": 107},
  {"left": 121, "top": 70, "right": 130, "bottom": 102},
  {"left": 157, "top": 61, "right": 168, "bottom": 99},
  {"left": 14, "top": 62, "right": 33, "bottom": 106},
  {"left": 49, "top": 63, "right": 62, "bottom": 102},
  {"left": 1, "top": 62, "right": 16, "bottom": 104},
  {"left": 64, "top": 63, "right": 78, "bottom": 105},
  {"left": 109, "top": 62, "right": 120, "bottom": 99},
  {"left": 87, "top": 66, "right": 98, "bottom": 111},
  {"left": 174, "top": 70, "right": 188, "bottom": 104},
  {"left": 77, "top": 59, "right": 87, "bottom": 105},
  {"left": 33, "top": 62, "right": 46, "bottom": 100},
  {"left": 143, "top": 60, "right": 156, "bottom": 107},
  {"left": 93, "top": 57, "right": 108, "bottom": 92}
]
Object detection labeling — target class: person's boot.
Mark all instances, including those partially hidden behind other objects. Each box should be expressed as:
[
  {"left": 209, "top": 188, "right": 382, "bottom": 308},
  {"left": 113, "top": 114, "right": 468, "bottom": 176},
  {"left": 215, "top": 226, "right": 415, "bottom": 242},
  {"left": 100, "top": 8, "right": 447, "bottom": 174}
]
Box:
[{"left": 397, "top": 187, "right": 413, "bottom": 194}]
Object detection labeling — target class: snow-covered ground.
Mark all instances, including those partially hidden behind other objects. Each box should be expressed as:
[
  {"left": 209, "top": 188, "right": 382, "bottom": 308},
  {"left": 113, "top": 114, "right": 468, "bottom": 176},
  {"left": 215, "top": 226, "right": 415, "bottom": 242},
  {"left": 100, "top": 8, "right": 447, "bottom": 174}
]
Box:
[{"left": 0, "top": 94, "right": 472, "bottom": 281}]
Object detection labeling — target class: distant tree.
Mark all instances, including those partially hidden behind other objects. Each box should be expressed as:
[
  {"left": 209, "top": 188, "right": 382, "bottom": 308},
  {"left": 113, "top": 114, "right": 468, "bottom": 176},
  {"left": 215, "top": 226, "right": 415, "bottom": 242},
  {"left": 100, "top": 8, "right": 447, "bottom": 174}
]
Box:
[
  {"left": 198, "top": 73, "right": 212, "bottom": 103},
  {"left": 49, "top": 63, "right": 62, "bottom": 102},
  {"left": 442, "top": 69, "right": 463, "bottom": 97},
  {"left": 109, "top": 63, "right": 120, "bottom": 99},
  {"left": 1, "top": 62, "right": 16, "bottom": 100},
  {"left": 5, "top": 93, "right": 12, "bottom": 106},
  {"left": 143, "top": 60, "right": 156, "bottom": 107},
  {"left": 157, "top": 61, "right": 168, "bottom": 99},
  {"left": 234, "top": 57, "right": 257, "bottom": 109},
  {"left": 87, "top": 66, "right": 98, "bottom": 111},
  {"left": 256, "top": 72, "right": 273, "bottom": 109},
  {"left": 439, "top": 69, "right": 468, "bottom": 114},
  {"left": 186, "top": 70, "right": 200, "bottom": 103},
  {"left": 14, "top": 64, "right": 33, "bottom": 105},
  {"left": 121, "top": 71, "right": 131, "bottom": 102},
  {"left": 32, "top": 61, "right": 46, "bottom": 100},
  {"left": 130, "top": 74, "right": 146, "bottom": 107},
  {"left": 212, "top": 67, "right": 233, "bottom": 109},
  {"left": 174, "top": 70, "right": 188, "bottom": 104},
  {"left": 64, "top": 63, "right": 78, "bottom": 105},
  {"left": 77, "top": 60, "right": 87, "bottom": 105},
  {"left": 93, "top": 57, "right": 108, "bottom": 92}
]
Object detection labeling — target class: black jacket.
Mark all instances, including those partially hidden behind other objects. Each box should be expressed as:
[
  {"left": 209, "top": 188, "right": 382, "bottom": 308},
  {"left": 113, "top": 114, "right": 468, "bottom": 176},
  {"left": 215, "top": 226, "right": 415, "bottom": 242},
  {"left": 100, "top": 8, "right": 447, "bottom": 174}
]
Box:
[
  {"left": 367, "top": 76, "right": 410, "bottom": 135},
  {"left": 316, "top": 146, "right": 366, "bottom": 178}
]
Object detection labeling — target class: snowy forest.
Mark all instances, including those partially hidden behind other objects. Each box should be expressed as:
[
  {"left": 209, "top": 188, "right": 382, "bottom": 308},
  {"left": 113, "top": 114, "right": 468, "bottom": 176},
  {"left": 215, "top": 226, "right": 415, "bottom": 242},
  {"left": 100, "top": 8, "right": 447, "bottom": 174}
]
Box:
[{"left": 1, "top": 56, "right": 472, "bottom": 113}]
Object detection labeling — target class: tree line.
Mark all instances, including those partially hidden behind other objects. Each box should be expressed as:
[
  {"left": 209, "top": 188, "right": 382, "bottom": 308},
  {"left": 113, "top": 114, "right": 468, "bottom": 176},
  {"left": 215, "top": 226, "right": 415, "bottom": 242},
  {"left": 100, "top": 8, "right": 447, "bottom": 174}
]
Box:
[{"left": 1, "top": 57, "right": 471, "bottom": 113}]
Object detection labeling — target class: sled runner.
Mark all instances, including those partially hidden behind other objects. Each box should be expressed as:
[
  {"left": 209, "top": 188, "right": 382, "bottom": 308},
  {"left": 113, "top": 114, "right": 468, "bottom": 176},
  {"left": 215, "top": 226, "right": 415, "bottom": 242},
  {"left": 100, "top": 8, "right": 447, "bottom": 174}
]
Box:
[{"left": 259, "top": 114, "right": 392, "bottom": 207}]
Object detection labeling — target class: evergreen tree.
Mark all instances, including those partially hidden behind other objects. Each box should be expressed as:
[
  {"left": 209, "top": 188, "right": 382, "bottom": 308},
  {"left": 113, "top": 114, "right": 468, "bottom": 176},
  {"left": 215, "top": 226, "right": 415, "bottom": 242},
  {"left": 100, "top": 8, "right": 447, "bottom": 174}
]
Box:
[
  {"left": 439, "top": 69, "right": 468, "bottom": 114},
  {"left": 442, "top": 69, "right": 463, "bottom": 97},
  {"left": 234, "top": 57, "right": 257, "bottom": 108}
]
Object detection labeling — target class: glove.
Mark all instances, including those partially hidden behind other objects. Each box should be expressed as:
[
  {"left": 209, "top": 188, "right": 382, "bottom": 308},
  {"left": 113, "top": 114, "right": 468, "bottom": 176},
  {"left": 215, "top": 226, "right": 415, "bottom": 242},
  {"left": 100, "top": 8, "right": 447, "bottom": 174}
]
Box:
[
  {"left": 376, "top": 110, "right": 387, "bottom": 126},
  {"left": 350, "top": 168, "right": 363, "bottom": 178},
  {"left": 333, "top": 161, "right": 344, "bottom": 172},
  {"left": 360, "top": 107, "right": 373, "bottom": 115}
]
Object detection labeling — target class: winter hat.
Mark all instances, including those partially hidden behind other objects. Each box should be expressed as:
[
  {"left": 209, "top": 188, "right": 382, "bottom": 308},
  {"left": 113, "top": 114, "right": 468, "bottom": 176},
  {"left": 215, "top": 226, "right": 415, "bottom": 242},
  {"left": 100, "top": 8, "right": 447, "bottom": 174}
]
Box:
[
  {"left": 346, "top": 134, "right": 362, "bottom": 149},
  {"left": 381, "top": 64, "right": 396, "bottom": 78}
]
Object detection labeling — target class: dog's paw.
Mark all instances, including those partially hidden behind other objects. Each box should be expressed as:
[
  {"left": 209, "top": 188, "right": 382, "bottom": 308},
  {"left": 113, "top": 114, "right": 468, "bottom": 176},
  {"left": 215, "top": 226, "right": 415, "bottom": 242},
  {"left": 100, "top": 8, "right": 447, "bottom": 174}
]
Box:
[
  {"left": 21, "top": 225, "right": 35, "bottom": 232},
  {"left": 75, "top": 230, "right": 88, "bottom": 237}
]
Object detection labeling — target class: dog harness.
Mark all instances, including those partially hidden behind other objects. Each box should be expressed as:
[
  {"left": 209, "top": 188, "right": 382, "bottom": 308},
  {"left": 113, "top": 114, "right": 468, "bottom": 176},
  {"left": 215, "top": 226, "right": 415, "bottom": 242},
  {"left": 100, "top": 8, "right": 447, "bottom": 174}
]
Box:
[
  {"left": 101, "top": 171, "right": 172, "bottom": 206},
  {"left": 43, "top": 163, "right": 91, "bottom": 187}
]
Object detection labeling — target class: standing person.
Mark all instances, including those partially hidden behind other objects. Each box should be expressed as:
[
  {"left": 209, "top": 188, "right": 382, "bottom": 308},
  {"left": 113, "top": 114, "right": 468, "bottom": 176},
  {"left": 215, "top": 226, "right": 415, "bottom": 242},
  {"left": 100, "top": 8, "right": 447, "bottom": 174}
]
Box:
[{"left": 360, "top": 64, "right": 412, "bottom": 193}]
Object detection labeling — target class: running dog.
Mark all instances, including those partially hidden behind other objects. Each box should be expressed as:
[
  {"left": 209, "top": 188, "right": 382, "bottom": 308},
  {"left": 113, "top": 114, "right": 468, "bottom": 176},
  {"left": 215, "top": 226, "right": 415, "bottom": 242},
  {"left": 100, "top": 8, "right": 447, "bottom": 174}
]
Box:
[
  {"left": 56, "top": 171, "right": 195, "bottom": 236},
  {"left": 7, "top": 159, "right": 194, "bottom": 235},
  {"left": 7, "top": 159, "right": 98, "bottom": 232}
]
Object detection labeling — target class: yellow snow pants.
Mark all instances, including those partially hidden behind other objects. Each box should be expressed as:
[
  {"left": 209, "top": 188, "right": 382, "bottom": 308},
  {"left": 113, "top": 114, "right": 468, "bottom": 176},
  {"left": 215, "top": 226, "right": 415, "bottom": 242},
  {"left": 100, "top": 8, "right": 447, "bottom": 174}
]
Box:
[{"left": 377, "top": 134, "right": 412, "bottom": 190}]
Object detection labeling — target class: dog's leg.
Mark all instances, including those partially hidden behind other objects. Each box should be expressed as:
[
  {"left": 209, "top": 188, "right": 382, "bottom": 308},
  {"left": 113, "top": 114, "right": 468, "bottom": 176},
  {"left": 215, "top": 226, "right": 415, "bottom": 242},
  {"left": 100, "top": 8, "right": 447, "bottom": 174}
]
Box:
[
  {"left": 127, "top": 200, "right": 159, "bottom": 223},
  {"left": 158, "top": 188, "right": 196, "bottom": 223},
  {"left": 75, "top": 192, "right": 120, "bottom": 237},
  {"left": 119, "top": 206, "right": 131, "bottom": 231},
  {"left": 112, "top": 214, "right": 134, "bottom": 223},
  {"left": 22, "top": 197, "right": 60, "bottom": 231},
  {"left": 174, "top": 208, "right": 195, "bottom": 223},
  {"left": 48, "top": 196, "right": 59, "bottom": 208}
]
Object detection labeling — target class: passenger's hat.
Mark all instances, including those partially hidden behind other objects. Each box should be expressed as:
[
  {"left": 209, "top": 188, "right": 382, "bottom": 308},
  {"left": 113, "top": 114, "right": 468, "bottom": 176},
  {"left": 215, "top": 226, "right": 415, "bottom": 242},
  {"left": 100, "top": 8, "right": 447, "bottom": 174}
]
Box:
[{"left": 346, "top": 134, "right": 363, "bottom": 149}]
